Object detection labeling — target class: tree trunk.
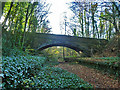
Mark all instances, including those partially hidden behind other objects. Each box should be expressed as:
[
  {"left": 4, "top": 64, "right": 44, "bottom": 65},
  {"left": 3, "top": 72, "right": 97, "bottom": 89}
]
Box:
[
  {"left": 9, "top": 3, "right": 19, "bottom": 31},
  {"left": 2, "top": 2, "right": 13, "bottom": 28},
  {"left": 92, "top": 13, "right": 95, "bottom": 38},
  {"left": 81, "top": 15, "right": 84, "bottom": 37},
  {"left": 2, "top": 2, "right": 6, "bottom": 14},
  {"left": 22, "top": 3, "right": 30, "bottom": 49}
]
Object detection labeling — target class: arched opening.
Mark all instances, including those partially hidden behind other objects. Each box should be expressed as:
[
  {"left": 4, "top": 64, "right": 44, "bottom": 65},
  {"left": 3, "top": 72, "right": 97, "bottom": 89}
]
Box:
[
  {"left": 37, "top": 43, "right": 84, "bottom": 53},
  {"left": 37, "top": 43, "right": 90, "bottom": 57},
  {"left": 37, "top": 44, "right": 84, "bottom": 62},
  {"left": 42, "top": 46, "right": 81, "bottom": 62}
]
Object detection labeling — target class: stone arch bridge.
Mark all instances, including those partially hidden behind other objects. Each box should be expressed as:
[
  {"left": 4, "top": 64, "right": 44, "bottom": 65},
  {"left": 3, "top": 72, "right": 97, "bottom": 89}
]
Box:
[{"left": 27, "top": 33, "right": 108, "bottom": 56}]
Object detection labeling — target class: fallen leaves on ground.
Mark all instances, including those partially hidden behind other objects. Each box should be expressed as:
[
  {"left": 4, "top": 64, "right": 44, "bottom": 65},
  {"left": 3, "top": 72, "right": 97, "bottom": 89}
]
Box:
[{"left": 55, "top": 62, "right": 119, "bottom": 88}]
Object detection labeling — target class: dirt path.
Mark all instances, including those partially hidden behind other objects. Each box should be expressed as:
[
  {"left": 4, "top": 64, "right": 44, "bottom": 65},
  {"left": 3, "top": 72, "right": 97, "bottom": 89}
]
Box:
[{"left": 55, "top": 62, "right": 119, "bottom": 88}]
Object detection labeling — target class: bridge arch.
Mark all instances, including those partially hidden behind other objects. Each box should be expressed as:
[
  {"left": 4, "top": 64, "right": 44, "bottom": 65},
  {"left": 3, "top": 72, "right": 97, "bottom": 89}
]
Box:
[{"left": 37, "top": 42, "right": 88, "bottom": 55}]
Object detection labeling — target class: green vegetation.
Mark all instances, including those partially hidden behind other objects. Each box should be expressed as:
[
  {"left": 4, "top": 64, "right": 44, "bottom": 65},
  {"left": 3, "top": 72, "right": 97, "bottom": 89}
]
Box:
[
  {"left": 1, "top": 0, "right": 119, "bottom": 89},
  {"left": 64, "top": 57, "right": 120, "bottom": 78},
  {"left": 2, "top": 1, "right": 51, "bottom": 55},
  {"left": 66, "top": 2, "right": 119, "bottom": 39},
  {"left": 2, "top": 56, "right": 92, "bottom": 89},
  {"left": 94, "top": 57, "right": 119, "bottom": 60},
  {"left": 43, "top": 46, "right": 79, "bottom": 60}
]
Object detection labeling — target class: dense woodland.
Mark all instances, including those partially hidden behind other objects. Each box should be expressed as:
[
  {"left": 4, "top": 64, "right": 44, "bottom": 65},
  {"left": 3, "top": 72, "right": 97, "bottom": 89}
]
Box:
[
  {"left": 1, "top": 0, "right": 120, "bottom": 89},
  {"left": 1, "top": 1, "right": 120, "bottom": 56}
]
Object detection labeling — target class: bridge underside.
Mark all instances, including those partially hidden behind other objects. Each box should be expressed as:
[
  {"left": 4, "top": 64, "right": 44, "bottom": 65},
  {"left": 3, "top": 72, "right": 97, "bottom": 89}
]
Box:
[{"left": 37, "top": 43, "right": 91, "bottom": 56}]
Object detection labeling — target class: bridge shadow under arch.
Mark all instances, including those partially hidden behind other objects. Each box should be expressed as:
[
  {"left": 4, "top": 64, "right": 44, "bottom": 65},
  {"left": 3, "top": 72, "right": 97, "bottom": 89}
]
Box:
[{"left": 37, "top": 43, "right": 86, "bottom": 55}]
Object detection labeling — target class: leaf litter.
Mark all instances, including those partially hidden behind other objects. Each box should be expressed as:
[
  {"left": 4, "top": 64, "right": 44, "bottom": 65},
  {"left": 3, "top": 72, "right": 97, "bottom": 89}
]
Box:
[{"left": 55, "top": 62, "right": 119, "bottom": 88}]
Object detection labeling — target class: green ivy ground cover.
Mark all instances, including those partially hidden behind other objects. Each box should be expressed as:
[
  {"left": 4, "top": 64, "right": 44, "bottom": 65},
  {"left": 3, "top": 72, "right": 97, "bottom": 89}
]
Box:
[{"left": 2, "top": 56, "right": 92, "bottom": 89}]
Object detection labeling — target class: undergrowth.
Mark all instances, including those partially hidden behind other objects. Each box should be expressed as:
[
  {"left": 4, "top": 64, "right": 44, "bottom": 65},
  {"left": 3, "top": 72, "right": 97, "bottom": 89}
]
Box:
[{"left": 2, "top": 56, "right": 92, "bottom": 89}]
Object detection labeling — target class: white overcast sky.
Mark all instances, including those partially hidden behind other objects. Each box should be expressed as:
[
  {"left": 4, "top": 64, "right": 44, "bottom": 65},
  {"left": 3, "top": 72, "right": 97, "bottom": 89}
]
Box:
[{"left": 46, "top": 0, "right": 74, "bottom": 34}]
